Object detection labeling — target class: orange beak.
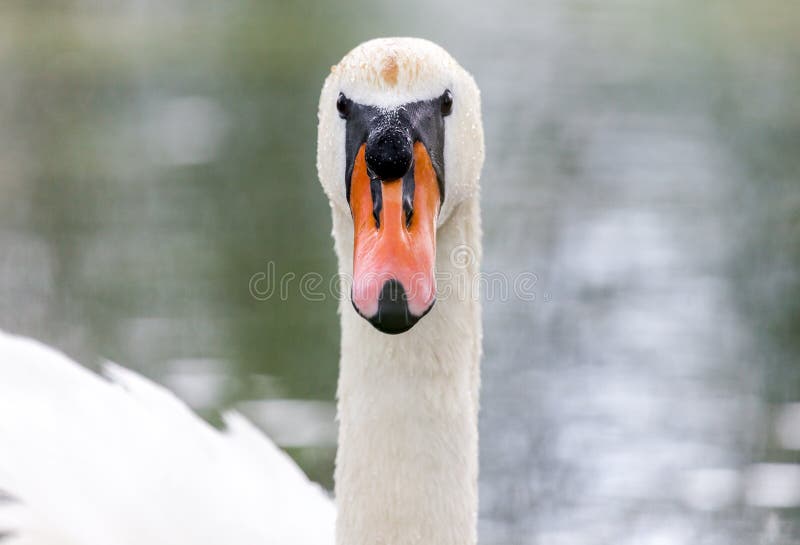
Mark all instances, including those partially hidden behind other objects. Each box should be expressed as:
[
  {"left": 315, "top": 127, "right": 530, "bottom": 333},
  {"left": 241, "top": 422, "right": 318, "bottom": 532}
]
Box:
[{"left": 350, "top": 142, "right": 440, "bottom": 334}]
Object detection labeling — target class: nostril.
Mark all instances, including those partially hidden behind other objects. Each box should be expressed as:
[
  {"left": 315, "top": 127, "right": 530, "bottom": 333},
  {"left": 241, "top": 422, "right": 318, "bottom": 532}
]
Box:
[{"left": 365, "top": 129, "right": 413, "bottom": 181}]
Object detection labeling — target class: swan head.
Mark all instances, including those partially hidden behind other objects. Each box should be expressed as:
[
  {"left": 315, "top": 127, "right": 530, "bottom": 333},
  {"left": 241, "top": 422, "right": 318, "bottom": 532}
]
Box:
[{"left": 317, "top": 38, "right": 484, "bottom": 334}]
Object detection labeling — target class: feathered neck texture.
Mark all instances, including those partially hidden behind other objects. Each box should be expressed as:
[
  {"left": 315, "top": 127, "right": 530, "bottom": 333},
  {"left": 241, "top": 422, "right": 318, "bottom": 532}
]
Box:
[{"left": 331, "top": 195, "right": 482, "bottom": 545}]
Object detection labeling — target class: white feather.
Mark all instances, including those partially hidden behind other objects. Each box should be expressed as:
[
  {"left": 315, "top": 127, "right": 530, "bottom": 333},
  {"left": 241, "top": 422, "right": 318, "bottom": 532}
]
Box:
[
  {"left": 320, "top": 39, "right": 485, "bottom": 545},
  {"left": 0, "top": 330, "right": 335, "bottom": 545}
]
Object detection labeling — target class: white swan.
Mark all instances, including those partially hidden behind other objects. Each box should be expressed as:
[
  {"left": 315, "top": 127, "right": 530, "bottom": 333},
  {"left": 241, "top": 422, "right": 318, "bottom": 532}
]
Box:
[{"left": 0, "top": 37, "right": 484, "bottom": 545}]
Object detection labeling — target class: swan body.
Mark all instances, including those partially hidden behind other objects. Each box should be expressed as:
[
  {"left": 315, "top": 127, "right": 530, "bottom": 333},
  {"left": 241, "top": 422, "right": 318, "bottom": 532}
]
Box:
[
  {"left": 0, "top": 37, "right": 484, "bottom": 545},
  {"left": 0, "top": 331, "right": 335, "bottom": 545}
]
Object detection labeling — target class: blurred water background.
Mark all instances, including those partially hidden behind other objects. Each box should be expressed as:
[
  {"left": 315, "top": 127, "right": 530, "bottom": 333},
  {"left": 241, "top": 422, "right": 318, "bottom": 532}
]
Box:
[{"left": 1, "top": 1, "right": 799, "bottom": 543}]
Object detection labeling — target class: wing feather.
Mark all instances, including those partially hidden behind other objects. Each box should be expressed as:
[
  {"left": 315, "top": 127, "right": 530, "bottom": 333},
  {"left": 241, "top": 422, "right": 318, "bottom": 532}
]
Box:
[{"left": 0, "top": 331, "right": 335, "bottom": 545}]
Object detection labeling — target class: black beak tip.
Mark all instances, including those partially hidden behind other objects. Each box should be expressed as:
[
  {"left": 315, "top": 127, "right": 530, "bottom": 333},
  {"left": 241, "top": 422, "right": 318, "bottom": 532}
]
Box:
[
  {"left": 352, "top": 279, "right": 434, "bottom": 335},
  {"left": 370, "top": 314, "right": 417, "bottom": 335}
]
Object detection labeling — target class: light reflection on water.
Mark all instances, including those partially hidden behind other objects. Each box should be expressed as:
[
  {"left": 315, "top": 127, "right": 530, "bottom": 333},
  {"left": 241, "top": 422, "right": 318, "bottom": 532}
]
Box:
[{"left": 0, "top": 1, "right": 798, "bottom": 543}]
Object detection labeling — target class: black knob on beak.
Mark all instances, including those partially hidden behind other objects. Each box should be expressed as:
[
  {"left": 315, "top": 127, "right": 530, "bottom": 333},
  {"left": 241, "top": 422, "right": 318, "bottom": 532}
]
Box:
[{"left": 365, "top": 128, "right": 413, "bottom": 181}]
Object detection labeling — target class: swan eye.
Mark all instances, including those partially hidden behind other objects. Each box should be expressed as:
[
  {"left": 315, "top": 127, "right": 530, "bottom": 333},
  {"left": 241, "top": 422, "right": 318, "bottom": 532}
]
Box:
[
  {"left": 337, "top": 93, "right": 350, "bottom": 119},
  {"left": 440, "top": 89, "right": 453, "bottom": 116}
]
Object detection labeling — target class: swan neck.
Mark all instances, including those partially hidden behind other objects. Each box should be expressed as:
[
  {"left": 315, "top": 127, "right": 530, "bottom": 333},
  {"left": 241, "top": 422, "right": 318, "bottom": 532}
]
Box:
[{"left": 333, "top": 197, "right": 482, "bottom": 545}]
